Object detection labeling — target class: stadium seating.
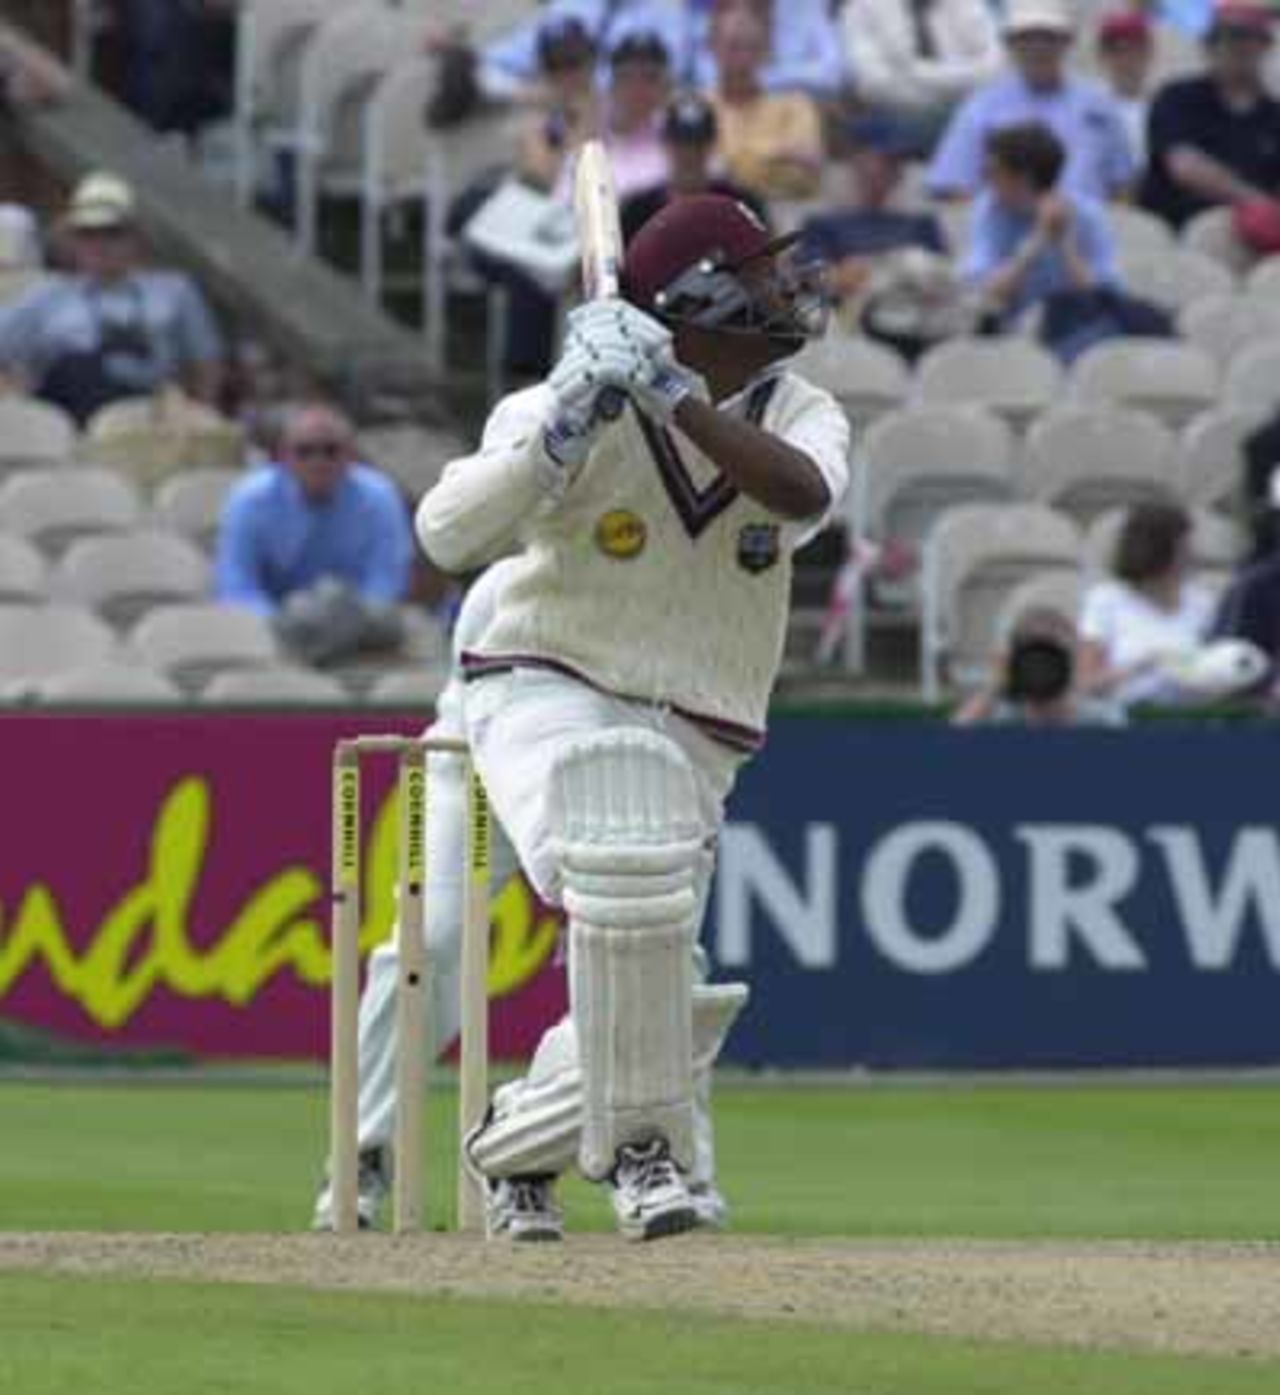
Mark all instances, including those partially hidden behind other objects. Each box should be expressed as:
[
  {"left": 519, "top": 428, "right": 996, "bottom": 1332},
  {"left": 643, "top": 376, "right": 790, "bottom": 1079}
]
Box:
[
  {"left": 202, "top": 665, "right": 349, "bottom": 704},
  {"left": 150, "top": 467, "right": 241, "bottom": 551},
  {"left": 0, "top": 604, "right": 117, "bottom": 691},
  {"left": 991, "top": 568, "right": 1085, "bottom": 645},
  {"left": 0, "top": 533, "right": 49, "bottom": 604},
  {"left": 0, "top": 467, "right": 143, "bottom": 556},
  {"left": 0, "top": 397, "right": 76, "bottom": 479},
  {"left": 1177, "top": 293, "right": 1280, "bottom": 362},
  {"left": 1107, "top": 204, "right": 1176, "bottom": 260},
  {"left": 1181, "top": 207, "right": 1256, "bottom": 276},
  {"left": 1177, "top": 406, "right": 1270, "bottom": 513},
  {"left": 1115, "top": 247, "right": 1234, "bottom": 316},
  {"left": 1221, "top": 337, "right": 1280, "bottom": 410},
  {"left": 793, "top": 334, "right": 910, "bottom": 426},
  {"left": 1243, "top": 258, "right": 1280, "bottom": 302},
  {"left": 51, "top": 531, "right": 211, "bottom": 629},
  {"left": 127, "top": 603, "right": 281, "bottom": 692},
  {"left": 85, "top": 393, "right": 245, "bottom": 495},
  {"left": 914, "top": 338, "right": 1062, "bottom": 433},
  {"left": 37, "top": 661, "right": 185, "bottom": 704},
  {"left": 366, "top": 665, "right": 452, "bottom": 706},
  {"left": 1083, "top": 506, "right": 1243, "bottom": 596},
  {"left": 1021, "top": 405, "right": 1180, "bottom": 526},
  {"left": 1068, "top": 339, "right": 1219, "bottom": 430},
  {"left": 921, "top": 503, "right": 1081, "bottom": 700}
]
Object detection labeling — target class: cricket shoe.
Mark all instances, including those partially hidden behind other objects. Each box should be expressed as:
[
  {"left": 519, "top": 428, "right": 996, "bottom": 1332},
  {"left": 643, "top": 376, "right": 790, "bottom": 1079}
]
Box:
[
  {"left": 689, "top": 1182, "right": 728, "bottom": 1231},
  {"left": 485, "top": 1175, "right": 564, "bottom": 1243},
  {"left": 609, "top": 1139, "right": 699, "bottom": 1242},
  {"left": 311, "top": 1145, "right": 391, "bottom": 1232}
]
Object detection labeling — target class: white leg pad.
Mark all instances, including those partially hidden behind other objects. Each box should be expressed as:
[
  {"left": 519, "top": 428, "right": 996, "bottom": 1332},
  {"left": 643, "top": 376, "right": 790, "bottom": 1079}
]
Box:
[{"left": 468, "top": 983, "right": 749, "bottom": 1179}]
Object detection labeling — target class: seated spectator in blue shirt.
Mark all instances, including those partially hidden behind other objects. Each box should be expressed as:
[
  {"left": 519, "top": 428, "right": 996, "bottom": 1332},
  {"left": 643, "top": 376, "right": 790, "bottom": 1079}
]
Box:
[
  {"left": 927, "top": 0, "right": 1137, "bottom": 202},
  {"left": 962, "top": 121, "right": 1119, "bottom": 329},
  {"left": 800, "top": 114, "right": 948, "bottom": 306},
  {"left": 216, "top": 402, "right": 413, "bottom": 664},
  {"left": 1140, "top": 3, "right": 1280, "bottom": 230},
  {"left": 0, "top": 172, "right": 225, "bottom": 424}
]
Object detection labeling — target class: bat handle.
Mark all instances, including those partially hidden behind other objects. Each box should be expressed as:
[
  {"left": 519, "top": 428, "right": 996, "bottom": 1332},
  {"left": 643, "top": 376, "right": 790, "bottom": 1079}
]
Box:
[{"left": 596, "top": 386, "right": 626, "bottom": 421}]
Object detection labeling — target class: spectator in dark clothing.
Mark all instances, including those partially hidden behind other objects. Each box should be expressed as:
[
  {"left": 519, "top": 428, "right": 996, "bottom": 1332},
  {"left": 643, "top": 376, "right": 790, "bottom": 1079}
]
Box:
[
  {"left": 619, "top": 92, "right": 767, "bottom": 242},
  {"left": 1243, "top": 408, "right": 1280, "bottom": 559},
  {"left": 120, "top": 0, "right": 237, "bottom": 138},
  {"left": 1140, "top": 2, "right": 1280, "bottom": 229},
  {"left": 799, "top": 114, "right": 947, "bottom": 306},
  {"left": 1214, "top": 548, "right": 1280, "bottom": 695}
]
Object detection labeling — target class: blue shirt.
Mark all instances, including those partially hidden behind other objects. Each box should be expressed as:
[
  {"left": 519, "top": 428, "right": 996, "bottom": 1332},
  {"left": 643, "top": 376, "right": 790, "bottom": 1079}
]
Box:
[
  {"left": 479, "top": 0, "right": 845, "bottom": 99},
  {"left": 927, "top": 74, "right": 1137, "bottom": 201},
  {"left": 961, "top": 190, "right": 1119, "bottom": 320},
  {"left": 215, "top": 463, "right": 412, "bottom": 616}
]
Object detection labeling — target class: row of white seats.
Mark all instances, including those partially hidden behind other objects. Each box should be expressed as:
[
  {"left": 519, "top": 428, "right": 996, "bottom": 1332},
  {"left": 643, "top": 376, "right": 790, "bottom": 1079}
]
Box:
[
  {"left": 800, "top": 333, "right": 1280, "bottom": 434},
  {"left": 0, "top": 598, "right": 450, "bottom": 699},
  {"left": 855, "top": 401, "right": 1259, "bottom": 546},
  {"left": 918, "top": 502, "right": 1239, "bottom": 702}
]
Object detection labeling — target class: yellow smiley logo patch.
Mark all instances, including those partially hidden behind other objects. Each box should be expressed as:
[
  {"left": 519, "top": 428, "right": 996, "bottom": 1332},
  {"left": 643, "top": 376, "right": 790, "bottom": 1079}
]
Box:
[{"left": 594, "top": 509, "right": 647, "bottom": 560}]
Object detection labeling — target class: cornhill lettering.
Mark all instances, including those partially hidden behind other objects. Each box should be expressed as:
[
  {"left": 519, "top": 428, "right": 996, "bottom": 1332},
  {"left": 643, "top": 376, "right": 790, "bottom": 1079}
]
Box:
[
  {"left": 0, "top": 776, "right": 558, "bottom": 1031},
  {"left": 406, "top": 766, "right": 426, "bottom": 880}
]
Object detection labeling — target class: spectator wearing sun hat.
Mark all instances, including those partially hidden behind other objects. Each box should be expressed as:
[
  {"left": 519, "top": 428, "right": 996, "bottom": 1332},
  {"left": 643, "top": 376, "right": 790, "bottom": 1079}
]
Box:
[
  {"left": 0, "top": 172, "right": 224, "bottom": 423},
  {"left": 927, "top": 0, "right": 1137, "bottom": 201}
]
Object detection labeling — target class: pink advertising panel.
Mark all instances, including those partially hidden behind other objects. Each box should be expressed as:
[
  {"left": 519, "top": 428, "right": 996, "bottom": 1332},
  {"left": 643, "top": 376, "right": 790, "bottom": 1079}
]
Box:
[{"left": 0, "top": 714, "right": 566, "bottom": 1060}]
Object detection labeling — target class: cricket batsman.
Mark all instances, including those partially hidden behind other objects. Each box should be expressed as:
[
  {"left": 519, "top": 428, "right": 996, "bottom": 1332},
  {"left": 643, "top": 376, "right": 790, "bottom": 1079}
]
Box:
[
  {"left": 416, "top": 194, "right": 849, "bottom": 1241},
  {"left": 311, "top": 558, "right": 746, "bottom": 1234}
]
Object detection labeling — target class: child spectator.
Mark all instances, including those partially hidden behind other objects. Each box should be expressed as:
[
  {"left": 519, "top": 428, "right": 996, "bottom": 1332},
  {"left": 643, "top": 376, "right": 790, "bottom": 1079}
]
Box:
[
  {"left": 962, "top": 122, "right": 1119, "bottom": 331},
  {"left": 1077, "top": 503, "right": 1218, "bottom": 707}
]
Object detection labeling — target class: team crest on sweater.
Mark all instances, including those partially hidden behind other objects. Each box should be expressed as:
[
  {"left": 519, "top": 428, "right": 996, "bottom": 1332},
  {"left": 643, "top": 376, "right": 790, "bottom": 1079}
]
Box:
[
  {"left": 736, "top": 522, "right": 780, "bottom": 574},
  {"left": 594, "top": 509, "right": 648, "bottom": 559}
]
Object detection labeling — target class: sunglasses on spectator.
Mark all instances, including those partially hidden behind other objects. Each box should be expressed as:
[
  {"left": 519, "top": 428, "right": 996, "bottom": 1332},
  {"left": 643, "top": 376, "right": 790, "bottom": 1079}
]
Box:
[{"left": 289, "top": 439, "right": 347, "bottom": 459}]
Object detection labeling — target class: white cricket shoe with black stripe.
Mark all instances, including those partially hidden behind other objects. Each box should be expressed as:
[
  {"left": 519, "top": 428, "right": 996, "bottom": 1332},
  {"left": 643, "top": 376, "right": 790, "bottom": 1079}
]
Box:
[
  {"left": 609, "top": 1139, "right": 699, "bottom": 1242},
  {"left": 311, "top": 1145, "right": 391, "bottom": 1231},
  {"left": 485, "top": 1174, "right": 564, "bottom": 1242}
]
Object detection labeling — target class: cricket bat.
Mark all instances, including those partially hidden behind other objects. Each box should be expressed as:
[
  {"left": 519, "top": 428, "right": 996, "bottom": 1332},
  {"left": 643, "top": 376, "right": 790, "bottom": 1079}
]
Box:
[{"left": 572, "top": 139, "right": 626, "bottom": 420}]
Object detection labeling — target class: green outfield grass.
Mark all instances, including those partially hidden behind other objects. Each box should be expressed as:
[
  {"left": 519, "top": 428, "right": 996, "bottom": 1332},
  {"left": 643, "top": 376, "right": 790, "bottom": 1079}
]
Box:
[
  {"left": 1, "top": 1271, "right": 1278, "bottom": 1395},
  {"left": 0, "top": 1077, "right": 1276, "bottom": 1237}
]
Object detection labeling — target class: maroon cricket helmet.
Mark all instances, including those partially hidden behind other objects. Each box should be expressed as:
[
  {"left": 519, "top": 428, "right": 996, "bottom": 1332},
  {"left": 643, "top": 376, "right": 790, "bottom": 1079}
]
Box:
[{"left": 622, "top": 194, "right": 797, "bottom": 313}]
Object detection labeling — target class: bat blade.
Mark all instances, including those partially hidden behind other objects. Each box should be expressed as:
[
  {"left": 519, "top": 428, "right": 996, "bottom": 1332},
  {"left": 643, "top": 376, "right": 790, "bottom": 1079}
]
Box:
[{"left": 573, "top": 139, "right": 625, "bottom": 419}]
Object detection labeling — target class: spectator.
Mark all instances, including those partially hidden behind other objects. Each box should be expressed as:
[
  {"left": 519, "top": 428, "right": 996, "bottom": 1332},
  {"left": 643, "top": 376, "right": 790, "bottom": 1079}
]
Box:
[
  {"left": 1213, "top": 502, "right": 1280, "bottom": 697},
  {"left": 0, "top": 173, "right": 225, "bottom": 424},
  {"left": 215, "top": 401, "right": 412, "bottom": 664},
  {"left": 952, "top": 607, "right": 1126, "bottom": 725},
  {"left": 709, "top": 6, "right": 825, "bottom": 200},
  {"left": 1077, "top": 503, "right": 1218, "bottom": 707},
  {"left": 839, "top": 0, "right": 1004, "bottom": 155},
  {"left": 620, "top": 91, "right": 767, "bottom": 240},
  {"left": 1096, "top": 12, "right": 1156, "bottom": 166},
  {"left": 800, "top": 114, "right": 948, "bottom": 308},
  {"left": 962, "top": 123, "right": 1119, "bottom": 332},
  {"left": 515, "top": 16, "right": 601, "bottom": 193},
  {"left": 459, "top": 0, "right": 844, "bottom": 109},
  {"left": 117, "top": 0, "right": 237, "bottom": 139},
  {"left": 927, "top": 0, "right": 1137, "bottom": 202},
  {"left": 1243, "top": 407, "right": 1280, "bottom": 559},
  {"left": 1139, "top": 2, "right": 1280, "bottom": 231},
  {"left": 689, "top": 0, "right": 847, "bottom": 99}
]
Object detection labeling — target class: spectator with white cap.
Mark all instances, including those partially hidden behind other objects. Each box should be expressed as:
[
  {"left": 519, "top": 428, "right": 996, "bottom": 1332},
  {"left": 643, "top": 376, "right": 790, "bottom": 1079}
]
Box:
[
  {"left": 0, "top": 172, "right": 225, "bottom": 423},
  {"left": 927, "top": 0, "right": 1137, "bottom": 201}
]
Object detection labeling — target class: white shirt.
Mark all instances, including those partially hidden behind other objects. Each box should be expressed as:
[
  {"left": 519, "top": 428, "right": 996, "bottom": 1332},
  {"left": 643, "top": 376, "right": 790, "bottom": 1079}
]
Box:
[
  {"left": 1079, "top": 577, "right": 1216, "bottom": 706},
  {"left": 417, "top": 370, "right": 849, "bottom": 743}
]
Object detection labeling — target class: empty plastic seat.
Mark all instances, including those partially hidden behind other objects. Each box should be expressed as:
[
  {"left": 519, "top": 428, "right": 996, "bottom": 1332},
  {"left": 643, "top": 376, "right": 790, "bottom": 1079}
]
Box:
[
  {"left": 921, "top": 503, "right": 1081, "bottom": 699},
  {"left": 365, "top": 665, "right": 451, "bottom": 707},
  {"left": 128, "top": 603, "right": 281, "bottom": 691},
  {"left": 0, "top": 467, "right": 142, "bottom": 556},
  {"left": 0, "top": 398, "right": 76, "bottom": 479},
  {"left": 85, "top": 391, "right": 245, "bottom": 495},
  {"left": 915, "top": 338, "right": 1063, "bottom": 431},
  {"left": 1180, "top": 206, "right": 1256, "bottom": 275},
  {"left": 1177, "top": 407, "right": 1270, "bottom": 512},
  {"left": 202, "top": 665, "right": 349, "bottom": 704},
  {"left": 1177, "top": 292, "right": 1280, "bottom": 362},
  {"left": 52, "top": 531, "right": 210, "bottom": 628},
  {"left": 1107, "top": 203, "right": 1176, "bottom": 259},
  {"left": 151, "top": 467, "right": 241, "bottom": 551},
  {"left": 1221, "top": 337, "right": 1280, "bottom": 410},
  {"left": 1069, "top": 339, "right": 1218, "bottom": 429},
  {"left": 1244, "top": 257, "right": 1280, "bottom": 302},
  {"left": 38, "top": 661, "right": 185, "bottom": 704},
  {"left": 1022, "top": 406, "right": 1180, "bottom": 526},
  {"left": 792, "top": 334, "right": 909, "bottom": 424},
  {"left": 1116, "top": 247, "right": 1235, "bottom": 314},
  {"left": 359, "top": 423, "right": 459, "bottom": 504},
  {"left": 0, "top": 534, "right": 49, "bottom": 603},
  {"left": 0, "top": 604, "right": 116, "bottom": 689}
]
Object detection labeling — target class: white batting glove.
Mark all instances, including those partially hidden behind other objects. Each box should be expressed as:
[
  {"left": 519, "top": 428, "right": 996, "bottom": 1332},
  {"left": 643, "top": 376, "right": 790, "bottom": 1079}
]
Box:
[
  {"left": 618, "top": 340, "right": 700, "bottom": 426},
  {"left": 565, "top": 299, "right": 672, "bottom": 359},
  {"left": 542, "top": 342, "right": 632, "bottom": 469}
]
